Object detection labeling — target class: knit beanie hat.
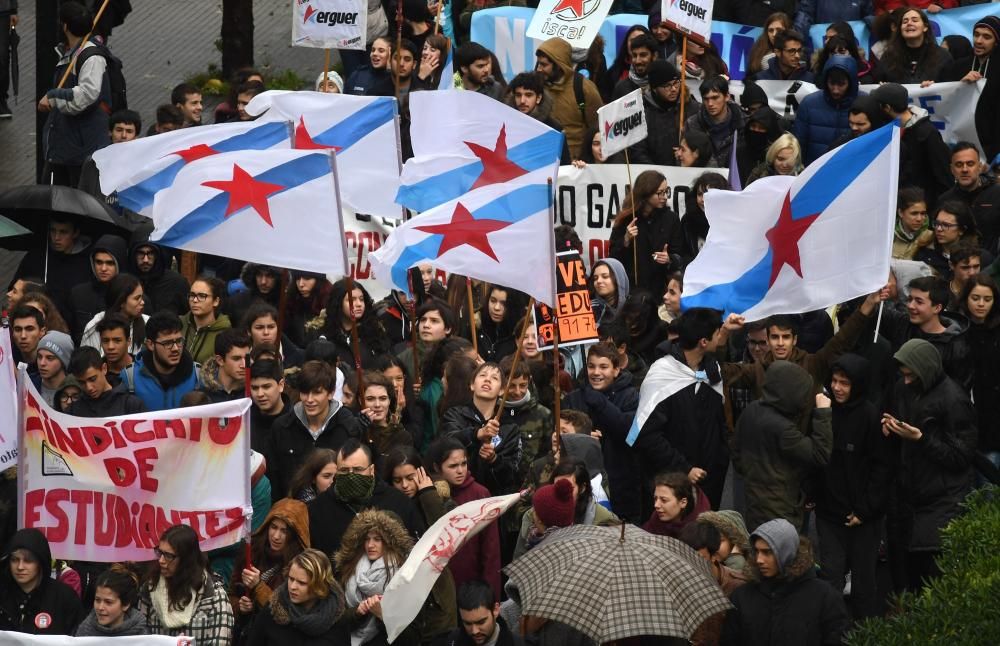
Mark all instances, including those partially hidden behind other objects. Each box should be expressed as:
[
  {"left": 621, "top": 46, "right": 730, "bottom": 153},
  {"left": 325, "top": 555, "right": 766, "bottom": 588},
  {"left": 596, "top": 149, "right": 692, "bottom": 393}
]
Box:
[
  {"left": 647, "top": 60, "right": 681, "bottom": 88},
  {"left": 38, "top": 331, "right": 74, "bottom": 369},
  {"left": 751, "top": 518, "right": 799, "bottom": 575},
  {"left": 975, "top": 16, "right": 1000, "bottom": 44},
  {"left": 533, "top": 478, "right": 576, "bottom": 529}
]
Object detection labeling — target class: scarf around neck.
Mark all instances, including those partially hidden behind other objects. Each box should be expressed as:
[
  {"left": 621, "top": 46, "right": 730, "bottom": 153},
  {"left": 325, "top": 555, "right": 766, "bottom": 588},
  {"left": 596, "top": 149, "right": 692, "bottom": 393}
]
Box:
[{"left": 151, "top": 576, "right": 200, "bottom": 629}]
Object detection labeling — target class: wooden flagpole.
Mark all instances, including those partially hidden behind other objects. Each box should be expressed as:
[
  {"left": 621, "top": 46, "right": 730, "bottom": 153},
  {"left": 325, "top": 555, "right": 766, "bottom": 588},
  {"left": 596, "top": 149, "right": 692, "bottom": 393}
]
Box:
[
  {"left": 623, "top": 146, "right": 638, "bottom": 286},
  {"left": 552, "top": 316, "right": 560, "bottom": 434},
  {"left": 323, "top": 48, "right": 331, "bottom": 90},
  {"left": 493, "top": 297, "right": 536, "bottom": 417},
  {"left": 467, "top": 276, "right": 478, "bottom": 354},
  {"left": 393, "top": 1, "right": 404, "bottom": 100},
  {"left": 678, "top": 35, "right": 689, "bottom": 137},
  {"left": 56, "top": 0, "right": 112, "bottom": 89}
]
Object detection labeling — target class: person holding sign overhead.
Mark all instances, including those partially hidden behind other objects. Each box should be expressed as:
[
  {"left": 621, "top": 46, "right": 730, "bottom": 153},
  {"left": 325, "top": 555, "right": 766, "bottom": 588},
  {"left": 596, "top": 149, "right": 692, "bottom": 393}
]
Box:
[{"left": 609, "top": 170, "right": 684, "bottom": 292}]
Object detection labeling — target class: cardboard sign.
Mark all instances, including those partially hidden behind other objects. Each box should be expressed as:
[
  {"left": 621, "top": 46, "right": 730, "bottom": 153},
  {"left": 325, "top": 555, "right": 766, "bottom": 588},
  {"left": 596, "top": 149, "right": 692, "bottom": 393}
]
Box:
[
  {"left": 17, "top": 372, "right": 252, "bottom": 562},
  {"left": 526, "top": 0, "right": 615, "bottom": 51},
  {"left": 535, "top": 250, "right": 600, "bottom": 350},
  {"left": 662, "top": 0, "right": 715, "bottom": 44},
  {"left": 292, "top": 0, "right": 367, "bottom": 50},
  {"left": 598, "top": 88, "right": 647, "bottom": 159}
]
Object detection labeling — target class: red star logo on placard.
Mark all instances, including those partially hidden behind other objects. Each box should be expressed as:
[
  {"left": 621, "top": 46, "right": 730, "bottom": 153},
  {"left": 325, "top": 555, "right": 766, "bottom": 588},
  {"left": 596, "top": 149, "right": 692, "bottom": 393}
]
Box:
[
  {"left": 170, "top": 144, "right": 219, "bottom": 163},
  {"left": 765, "top": 192, "right": 820, "bottom": 287},
  {"left": 551, "top": 0, "right": 586, "bottom": 18},
  {"left": 464, "top": 125, "right": 528, "bottom": 190},
  {"left": 415, "top": 202, "right": 512, "bottom": 261},
  {"left": 294, "top": 116, "right": 342, "bottom": 151},
  {"left": 201, "top": 164, "right": 286, "bottom": 227}
]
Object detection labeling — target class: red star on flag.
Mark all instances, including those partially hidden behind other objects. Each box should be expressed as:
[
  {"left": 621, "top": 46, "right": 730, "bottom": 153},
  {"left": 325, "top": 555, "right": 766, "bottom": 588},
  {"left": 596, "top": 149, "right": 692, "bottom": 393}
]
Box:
[
  {"left": 415, "top": 202, "right": 512, "bottom": 261},
  {"left": 464, "top": 125, "right": 528, "bottom": 191},
  {"left": 295, "top": 116, "right": 342, "bottom": 151},
  {"left": 765, "top": 192, "right": 820, "bottom": 287},
  {"left": 551, "top": 0, "right": 586, "bottom": 18},
  {"left": 169, "top": 144, "right": 219, "bottom": 163},
  {"left": 201, "top": 164, "right": 286, "bottom": 227}
]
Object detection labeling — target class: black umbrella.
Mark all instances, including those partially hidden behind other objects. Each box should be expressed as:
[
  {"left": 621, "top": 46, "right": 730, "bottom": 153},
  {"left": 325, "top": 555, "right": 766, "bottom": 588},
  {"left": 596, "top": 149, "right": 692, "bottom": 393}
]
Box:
[
  {"left": 8, "top": 26, "right": 18, "bottom": 102},
  {"left": 0, "top": 184, "right": 139, "bottom": 234}
]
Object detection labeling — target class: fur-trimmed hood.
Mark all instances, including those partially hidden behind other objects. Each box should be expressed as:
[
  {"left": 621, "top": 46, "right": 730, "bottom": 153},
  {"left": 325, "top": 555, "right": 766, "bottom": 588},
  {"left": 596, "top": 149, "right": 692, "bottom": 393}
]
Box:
[
  {"left": 749, "top": 536, "right": 815, "bottom": 582},
  {"left": 333, "top": 509, "right": 414, "bottom": 572},
  {"left": 255, "top": 498, "right": 311, "bottom": 549}
]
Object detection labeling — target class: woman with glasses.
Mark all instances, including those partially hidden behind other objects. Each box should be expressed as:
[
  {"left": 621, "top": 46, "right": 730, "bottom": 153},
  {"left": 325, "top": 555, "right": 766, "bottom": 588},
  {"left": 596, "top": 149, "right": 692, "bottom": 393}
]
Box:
[
  {"left": 53, "top": 376, "right": 82, "bottom": 413},
  {"left": 609, "top": 169, "right": 684, "bottom": 294},
  {"left": 916, "top": 201, "right": 992, "bottom": 279},
  {"left": 138, "top": 524, "right": 234, "bottom": 643},
  {"left": 79, "top": 274, "right": 148, "bottom": 355},
  {"left": 181, "top": 275, "right": 232, "bottom": 365}
]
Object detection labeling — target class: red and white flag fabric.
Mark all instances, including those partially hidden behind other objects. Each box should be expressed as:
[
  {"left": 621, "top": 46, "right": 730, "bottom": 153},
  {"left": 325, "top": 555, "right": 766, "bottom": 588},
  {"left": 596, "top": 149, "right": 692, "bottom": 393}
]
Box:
[
  {"left": 149, "top": 149, "right": 350, "bottom": 277},
  {"left": 381, "top": 492, "right": 522, "bottom": 642}
]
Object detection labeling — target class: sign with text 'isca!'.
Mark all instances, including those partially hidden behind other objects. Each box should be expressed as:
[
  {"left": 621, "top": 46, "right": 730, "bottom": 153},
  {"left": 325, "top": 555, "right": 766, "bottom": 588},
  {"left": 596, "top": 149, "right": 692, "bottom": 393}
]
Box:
[{"left": 527, "top": 0, "right": 614, "bottom": 50}]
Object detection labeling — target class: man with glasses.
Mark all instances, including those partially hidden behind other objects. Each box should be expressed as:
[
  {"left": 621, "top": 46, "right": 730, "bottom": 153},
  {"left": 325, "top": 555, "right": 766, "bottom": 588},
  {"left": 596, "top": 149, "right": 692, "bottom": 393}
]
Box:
[
  {"left": 308, "top": 438, "right": 425, "bottom": 556},
  {"left": 127, "top": 240, "right": 189, "bottom": 316},
  {"left": 630, "top": 60, "right": 699, "bottom": 166},
  {"left": 756, "top": 30, "right": 815, "bottom": 83},
  {"left": 120, "top": 311, "right": 202, "bottom": 411},
  {"left": 267, "top": 360, "right": 361, "bottom": 503}
]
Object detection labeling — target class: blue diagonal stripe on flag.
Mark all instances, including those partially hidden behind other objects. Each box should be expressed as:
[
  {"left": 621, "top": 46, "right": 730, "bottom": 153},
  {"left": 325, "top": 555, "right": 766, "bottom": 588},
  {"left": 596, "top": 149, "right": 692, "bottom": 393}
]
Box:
[
  {"left": 308, "top": 97, "right": 396, "bottom": 148},
  {"left": 117, "top": 121, "right": 290, "bottom": 213},
  {"left": 395, "top": 130, "right": 564, "bottom": 213},
  {"left": 156, "top": 152, "right": 331, "bottom": 248},
  {"left": 388, "top": 183, "right": 549, "bottom": 288}
]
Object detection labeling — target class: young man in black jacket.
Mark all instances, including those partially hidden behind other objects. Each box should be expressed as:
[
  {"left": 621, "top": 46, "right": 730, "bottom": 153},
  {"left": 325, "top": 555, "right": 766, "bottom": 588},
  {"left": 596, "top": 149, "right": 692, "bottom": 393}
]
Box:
[
  {"left": 448, "top": 580, "right": 524, "bottom": 646},
  {"left": 67, "top": 346, "right": 145, "bottom": 417},
  {"left": 0, "top": 528, "right": 84, "bottom": 635}
]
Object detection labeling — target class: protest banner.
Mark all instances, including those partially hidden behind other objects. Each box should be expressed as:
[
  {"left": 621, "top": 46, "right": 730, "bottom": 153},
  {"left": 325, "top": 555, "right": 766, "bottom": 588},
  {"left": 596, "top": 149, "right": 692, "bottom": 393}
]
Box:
[
  {"left": 0, "top": 634, "right": 179, "bottom": 646},
  {"left": 0, "top": 326, "right": 17, "bottom": 469},
  {"left": 535, "top": 250, "right": 600, "bottom": 351},
  {"left": 292, "top": 0, "right": 367, "bottom": 50},
  {"left": 527, "top": 0, "right": 615, "bottom": 50},
  {"left": 598, "top": 89, "right": 647, "bottom": 158},
  {"left": 662, "top": 0, "right": 715, "bottom": 44},
  {"left": 809, "top": 3, "right": 1000, "bottom": 51},
  {"left": 554, "top": 164, "right": 724, "bottom": 268},
  {"left": 17, "top": 371, "right": 252, "bottom": 562}
]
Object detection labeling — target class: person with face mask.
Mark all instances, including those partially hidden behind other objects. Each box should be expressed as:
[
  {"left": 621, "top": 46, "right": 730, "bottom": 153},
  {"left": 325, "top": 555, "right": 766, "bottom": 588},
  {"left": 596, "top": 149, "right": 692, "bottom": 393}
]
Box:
[{"left": 307, "top": 440, "right": 426, "bottom": 558}]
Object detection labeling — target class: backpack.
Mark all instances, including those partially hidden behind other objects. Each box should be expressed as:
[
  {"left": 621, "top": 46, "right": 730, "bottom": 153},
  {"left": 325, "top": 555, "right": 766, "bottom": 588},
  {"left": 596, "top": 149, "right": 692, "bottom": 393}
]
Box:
[{"left": 76, "top": 43, "right": 128, "bottom": 114}]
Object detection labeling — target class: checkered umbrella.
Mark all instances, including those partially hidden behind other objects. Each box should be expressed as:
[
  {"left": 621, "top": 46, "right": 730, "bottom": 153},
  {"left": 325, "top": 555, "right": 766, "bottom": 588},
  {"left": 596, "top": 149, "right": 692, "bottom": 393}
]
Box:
[{"left": 503, "top": 523, "right": 732, "bottom": 643}]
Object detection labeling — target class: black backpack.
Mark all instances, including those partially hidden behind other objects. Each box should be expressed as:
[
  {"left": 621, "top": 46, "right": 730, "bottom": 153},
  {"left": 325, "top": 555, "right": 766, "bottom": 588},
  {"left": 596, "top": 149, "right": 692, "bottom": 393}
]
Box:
[{"left": 76, "top": 43, "right": 128, "bottom": 113}]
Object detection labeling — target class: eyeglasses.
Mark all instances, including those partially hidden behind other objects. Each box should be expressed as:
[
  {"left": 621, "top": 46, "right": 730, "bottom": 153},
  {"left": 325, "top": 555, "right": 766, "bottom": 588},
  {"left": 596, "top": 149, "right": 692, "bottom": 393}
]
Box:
[
  {"left": 152, "top": 337, "right": 185, "bottom": 349},
  {"left": 337, "top": 466, "right": 371, "bottom": 475},
  {"left": 656, "top": 188, "right": 672, "bottom": 198},
  {"left": 932, "top": 221, "right": 959, "bottom": 230},
  {"left": 135, "top": 249, "right": 156, "bottom": 258},
  {"left": 188, "top": 292, "right": 211, "bottom": 302},
  {"left": 59, "top": 392, "right": 80, "bottom": 404},
  {"left": 783, "top": 47, "right": 803, "bottom": 55},
  {"left": 154, "top": 547, "right": 177, "bottom": 563}
]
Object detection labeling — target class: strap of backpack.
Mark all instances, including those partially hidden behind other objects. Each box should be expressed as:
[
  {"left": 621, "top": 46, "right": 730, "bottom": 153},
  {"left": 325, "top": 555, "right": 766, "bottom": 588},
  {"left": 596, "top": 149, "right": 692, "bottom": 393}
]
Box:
[
  {"left": 573, "top": 73, "right": 587, "bottom": 123},
  {"left": 124, "top": 364, "right": 135, "bottom": 394}
]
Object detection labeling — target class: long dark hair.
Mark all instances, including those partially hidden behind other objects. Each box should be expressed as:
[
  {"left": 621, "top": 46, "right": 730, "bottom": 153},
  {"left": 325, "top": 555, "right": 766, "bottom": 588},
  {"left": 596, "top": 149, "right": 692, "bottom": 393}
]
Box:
[
  {"left": 105, "top": 273, "right": 145, "bottom": 345},
  {"left": 959, "top": 273, "right": 1000, "bottom": 328},
  {"left": 880, "top": 9, "right": 945, "bottom": 80},
  {"left": 748, "top": 12, "right": 792, "bottom": 73},
  {"left": 286, "top": 271, "right": 333, "bottom": 319},
  {"left": 383, "top": 446, "right": 424, "bottom": 485},
  {"left": 248, "top": 504, "right": 305, "bottom": 574},
  {"left": 147, "top": 524, "right": 206, "bottom": 611},
  {"left": 322, "top": 278, "right": 388, "bottom": 354},
  {"left": 422, "top": 336, "right": 473, "bottom": 385},
  {"left": 615, "top": 170, "right": 667, "bottom": 226},
  {"left": 287, "top": 448, "right": 337, "bottom": 498},
  {"left": 437, "top": 354, "right": 478, "bottom": 415},
  {"left": 479, "top": 284, "right": 526, "bottom": 339}
]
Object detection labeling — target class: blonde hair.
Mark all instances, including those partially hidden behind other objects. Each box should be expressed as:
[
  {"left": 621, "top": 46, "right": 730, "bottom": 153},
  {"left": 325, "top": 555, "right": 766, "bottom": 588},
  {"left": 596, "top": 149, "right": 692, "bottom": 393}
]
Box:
[
  {"left": 765, "top": 133, "right": 802, "bottom": 172},
  {"left": 290, "top": 548, "right": 337, "bottom": 600}
]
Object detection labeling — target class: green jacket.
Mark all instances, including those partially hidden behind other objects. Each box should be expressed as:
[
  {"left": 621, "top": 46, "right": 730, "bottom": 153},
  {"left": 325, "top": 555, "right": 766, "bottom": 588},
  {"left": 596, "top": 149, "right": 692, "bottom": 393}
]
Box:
[{"left": 181, "top": 313, "right": 232, "bottom": 366}]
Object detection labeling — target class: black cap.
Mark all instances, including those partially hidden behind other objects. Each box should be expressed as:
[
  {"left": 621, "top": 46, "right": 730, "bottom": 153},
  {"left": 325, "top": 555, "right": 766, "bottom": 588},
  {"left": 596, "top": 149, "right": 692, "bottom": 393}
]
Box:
[
  {"left": 870, "top": 83, "right": 908, "bottom": 113},
  {"left": 647, "top": 60, "right": 681, "bottom": 88}
]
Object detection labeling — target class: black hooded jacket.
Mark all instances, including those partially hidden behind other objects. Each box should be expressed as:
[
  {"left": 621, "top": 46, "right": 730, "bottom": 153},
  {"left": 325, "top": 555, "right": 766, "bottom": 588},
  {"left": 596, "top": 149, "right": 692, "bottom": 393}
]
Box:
[
  {"left": 308, "top": 480, "right": 425, "bottom": 557},
  {"left": 15, "top": 234, "right": 93, "bottom": 325},
  {"left": 128, "top": 239, "right": 190, "bottom": 316},
  {"left": 878, "top": 308, "right": 973, "bottom": 391},
  {"left": 629, "top": 90, "right": 701, "bottom": 167},
  {"left": 441, "top": 404, "right": 522, "bottom": 495},
  {"left": 68, "top": 382, "right": 147, "bottom": 417},
  {"left": 736, "top": 106, "right": 787, "bottom": 187},
  {"left": 226, "top": 263, "right": 282, "bottom": 327},
  {"left": 813, "top": 355, "right": 894, "bottom": 524},
  {"left": 0, "top": 528, "right": 84, "bottom": 635},
  {"left": 68, "top": 234, "right": 128, "bottom": 341},
  {"left": 609, "top": 208, "right": 684, "bottom": 294}
]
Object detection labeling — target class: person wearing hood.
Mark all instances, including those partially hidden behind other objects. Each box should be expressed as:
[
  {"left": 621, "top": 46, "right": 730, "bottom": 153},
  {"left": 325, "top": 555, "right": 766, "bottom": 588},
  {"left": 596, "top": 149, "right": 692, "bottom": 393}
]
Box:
[
  {"left": 735, "top": 101, "right": 787, "bottom": 186},
  {"left": 120, "top": 311, "right": 202, "bottom": 411},
  {"left": 535, "top": 37, "right": 602, "bottom": 162},
  {"left": 813, "top": 354, "right": 894, "bottom": 620},
  {"left": 793, "top": 54, "right": 861, "bottom": 165},
  {"left": 589, "top": 258, "right": 630, "bottom": 329},
  {"left": 68, "top": 233, "right": 127, "bottom": 341},
  {"left": 128, "top": 238, "right": 189, "bottom": 316},
  {"left": 67, "top": 346, "right": 146, "bottom": 416},
  {"left": 829, "top": 93, "right": 890, "bottom": 150},
  {"left": 75, "top": 565, "right": 147, "bottom": 636},
  {"left": 15, "top": 215, "right": 93, "bottom": 324},
  {"left": 754, "top": 30, "right": 816, "bottom": 82},
  {"left": 945, "top": 16, "right": 1000, "bottom": 160},
  {"left": 685, "top": 76, "right": 746, "bottom": 168},
  {"left": 877, "top": 275, "right": 973, "bottom": 390},
  {"left": 308, "top": 439, "right": 426, "bottom": 559},
  {"left": 885, "top": 339, "right": 977, "bottom": 590},
  {"left": 0, "top": 528, "right": 84, "bottom": 634},
  {"left": 871, "top": 82, "right": 953, "bottom": 207},
  {"left": 732, "top": 361, "right": 834, "bottom": 531},
  {"left": 721, "top": 519, "right": 849, "bottom": 646},
  {"left": 230, "top": 498, "right": 310, "bottom": 640},
  {"left": 505, "top": 72, "right": 571, "bottom": 164},
  {"left": 562, "top": 341, "right": 641, "bottom": 522},
  {"left": 226, "top": 262, "right": 283, "bottom": 329},
  {"left": 697, "top": 510, "right": 752, "bottom": 572},
  {"left": 268, "top": 360, "right": 362, "bottom": 503},
  {"left": 628, "top": 60, "right": 699, "bottom": 167}
]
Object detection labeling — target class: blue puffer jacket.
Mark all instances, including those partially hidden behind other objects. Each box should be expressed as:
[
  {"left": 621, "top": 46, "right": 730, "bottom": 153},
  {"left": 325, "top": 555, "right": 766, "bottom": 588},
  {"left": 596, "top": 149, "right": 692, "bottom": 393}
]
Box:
[
  {"left": 119, "top": 349, "right": 202, "bottom": 412},
  {"left": 793, "top": 55, "right": 862, "bottom": 165},
  {"left": 793, "top": 0, "right": 876, "bottom": 37}
]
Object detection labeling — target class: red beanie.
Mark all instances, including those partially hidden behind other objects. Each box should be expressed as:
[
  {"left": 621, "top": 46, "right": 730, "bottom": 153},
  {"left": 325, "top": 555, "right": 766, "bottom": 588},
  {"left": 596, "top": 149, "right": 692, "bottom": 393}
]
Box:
[{"left": 533, "top": 479, "right": 576, "bottom": 529}]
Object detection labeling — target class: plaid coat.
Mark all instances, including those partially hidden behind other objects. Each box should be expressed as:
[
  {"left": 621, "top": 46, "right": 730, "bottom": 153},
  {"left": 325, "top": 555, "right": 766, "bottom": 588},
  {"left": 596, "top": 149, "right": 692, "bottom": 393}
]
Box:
[{"left": 138, "top": 572, "right": 234, "bottom": 645}]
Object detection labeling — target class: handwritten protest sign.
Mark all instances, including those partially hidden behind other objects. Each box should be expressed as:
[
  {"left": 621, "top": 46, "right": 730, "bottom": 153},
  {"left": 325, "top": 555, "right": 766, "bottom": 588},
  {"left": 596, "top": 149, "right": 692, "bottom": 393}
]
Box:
[{"left": 536, "top": 250, "right": 600, "bottom": 350}]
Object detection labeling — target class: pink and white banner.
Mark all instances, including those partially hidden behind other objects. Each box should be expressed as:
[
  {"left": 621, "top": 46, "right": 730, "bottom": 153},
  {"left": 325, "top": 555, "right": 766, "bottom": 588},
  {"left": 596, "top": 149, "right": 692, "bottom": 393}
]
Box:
[
  {"left": 0, "top": 326, "right": 18, "bottom": 470},
  {"left": 17, "top": 370, "right": 252, "bottom": 562}
]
